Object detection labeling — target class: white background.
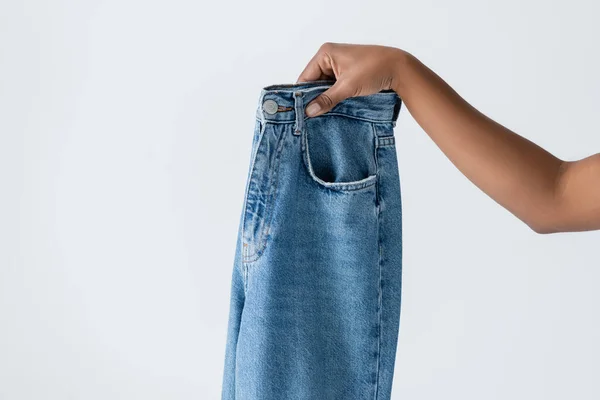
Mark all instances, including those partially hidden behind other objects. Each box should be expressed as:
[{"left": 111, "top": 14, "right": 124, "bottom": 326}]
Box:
[{"left": 1, "top": 1, "right": 599, "bottom": 399}]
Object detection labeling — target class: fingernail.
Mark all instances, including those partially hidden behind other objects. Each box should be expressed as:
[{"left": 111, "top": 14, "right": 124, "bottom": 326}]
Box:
[{"left": 306, "top": 102, "right": 321, "bottom": 117}]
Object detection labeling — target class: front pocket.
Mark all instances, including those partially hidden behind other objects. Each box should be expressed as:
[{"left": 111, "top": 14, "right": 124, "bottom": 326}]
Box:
[{"left": 302, "top": 115, "right": 377, "bottom": 191}]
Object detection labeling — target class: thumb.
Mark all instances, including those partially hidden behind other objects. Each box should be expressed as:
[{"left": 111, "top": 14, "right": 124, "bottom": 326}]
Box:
[{"left": 305, "top": 81, "right": 353, "bottom": 117}]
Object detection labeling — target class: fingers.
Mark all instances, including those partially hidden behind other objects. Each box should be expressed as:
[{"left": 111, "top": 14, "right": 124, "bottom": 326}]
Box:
[
  {"left": 297, "top": 43, "right": 353, "bottom": 117},
  {"left": 297, "top": 44, "right": 335, "bottom": 83},
  {"left": 297, "top": 56, "right": 325, "bottom": 83},
  {"left": 305, "top": 81, "right": 353, "bottom": 117}
]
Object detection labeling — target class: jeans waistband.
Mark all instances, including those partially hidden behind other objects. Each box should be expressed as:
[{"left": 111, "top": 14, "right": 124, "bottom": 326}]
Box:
[{"left": 255, "top": 81, "right": 402, "bottom": 129}]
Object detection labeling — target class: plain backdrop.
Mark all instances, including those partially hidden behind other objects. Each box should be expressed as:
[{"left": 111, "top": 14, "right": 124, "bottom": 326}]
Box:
[{"left": 1, "top": 0, "right": 599, "bottom": 399}]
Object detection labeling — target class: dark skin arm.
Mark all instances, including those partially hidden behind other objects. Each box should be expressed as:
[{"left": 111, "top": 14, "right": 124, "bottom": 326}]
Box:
[{"left": 298, "top": 43, "right": 600, "bottom": 234}]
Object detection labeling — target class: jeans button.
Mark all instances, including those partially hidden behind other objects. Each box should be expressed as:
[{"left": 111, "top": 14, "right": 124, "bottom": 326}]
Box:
[{"left": 262, "top": 99, "right": 278, "bottom": 115}]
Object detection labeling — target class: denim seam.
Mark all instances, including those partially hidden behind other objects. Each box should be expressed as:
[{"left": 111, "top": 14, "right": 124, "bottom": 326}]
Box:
[
  {"left": 374, "top": 215, "right": 383, "bottom": 400},
  {"left": 240, "top": 119, "right": 266, "bottom": 267},
  {"left": 240, "top": 119, "right": 266, "bottom": 291},
  {"left": 373, "top": 123, "right": 384, "bottom": 400},
  {"left": 244, "top": 262, "right": 248, "bottom": 294},
  {"left": 306, "top": 112, "right": 396, "bottom": 125},
  {"left": 263, "top": 85, "right": 338, "bottom": 95},
  {"left": 242, "top": 126, "right": 287, "bottom": 264},
  {"left": 255, "top": 118, "right": 294, "bottom": 125},
  {"left": 263, "top": 83, "right": 397, "bottom": 98},
  {"left": 301, "top": 122, "right": 378, "bottom": 192},
  {"left": 373, "top": 124, "right": 381, "bottom": 204},
  {"left": 256, "top": 114, "right": 396, "bottom": 126}
]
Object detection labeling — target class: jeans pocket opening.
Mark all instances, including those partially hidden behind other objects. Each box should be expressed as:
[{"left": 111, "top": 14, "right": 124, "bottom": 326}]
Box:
[{"left": 302, "top": 115, "right": 378, "bottom": 192}]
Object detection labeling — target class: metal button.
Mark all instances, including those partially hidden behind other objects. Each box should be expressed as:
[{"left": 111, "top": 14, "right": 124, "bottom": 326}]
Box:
[{"left": 262, "top": 99, "right": 278, "bottom": 115}]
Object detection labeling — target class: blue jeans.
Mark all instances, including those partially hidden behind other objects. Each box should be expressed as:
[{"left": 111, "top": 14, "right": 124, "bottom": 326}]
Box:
[{"left": 222, "top": 81, "right": 403, "bottom": 400}]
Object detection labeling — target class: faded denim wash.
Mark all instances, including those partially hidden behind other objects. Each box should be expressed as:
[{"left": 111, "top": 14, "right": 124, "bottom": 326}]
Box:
[{"left": 222, "top": 81, "right": 403, "bottom": 400}]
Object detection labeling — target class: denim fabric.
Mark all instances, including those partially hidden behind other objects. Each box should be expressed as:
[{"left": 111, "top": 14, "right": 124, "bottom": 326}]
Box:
[{"left": 222, "top": 81, "right": 403, "bottom": 400}]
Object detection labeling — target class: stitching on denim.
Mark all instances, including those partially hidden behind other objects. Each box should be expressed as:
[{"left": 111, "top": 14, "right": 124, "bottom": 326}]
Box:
[
  {"left": 302, "top": 124, "right": 377, "bottom": 192},
  {"left": 374, "top": 224, "right": 383, "bottom": 400},
  {"left": 263, "top": 83, "right": 397, "bottom": 98},
  {"left": 263, "top": 85, "right": 336, "bottom": 94},
  {"left": 244, "top": 263, "right": 248, "bottom": 293},
  {"left": 377, "top": 136, "right": 395, "bottom": 148},
  {"left": 255, "top": 118, "right": 295, "bottom": 125},
  {"left": 240, "top": 119, "right": 266, "bottom": 290},
  {"left": 305, "top": 112, "right": 396, "bottom": 124},
  {"left": 373, "top": 123, "right": 383, "bottom": 399},
  {"left": 246, "top": 129, "right": 287, "bottom": 262},
  {"left": 293, "top": 91, "right": 304, "bottom": 136},
  {"left": 372, "top": 124, "right": 380, "bottom": 204},
  {"left": 241, "top": 119, "right": 268, "bottom": 265},
  {"left": 242, "top": 126, "right": 288, "bottom": 263},
  {"left": 257, "top": 113, "right": 396, "bottom": 126}
]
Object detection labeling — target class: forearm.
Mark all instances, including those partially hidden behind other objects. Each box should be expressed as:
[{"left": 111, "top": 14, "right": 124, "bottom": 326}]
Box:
[
  {"left": 392, "top": 51, "right": 567, "bottom": 232},
  {"left": 298, "top": 43, "right": 599, "bottom": 232}
]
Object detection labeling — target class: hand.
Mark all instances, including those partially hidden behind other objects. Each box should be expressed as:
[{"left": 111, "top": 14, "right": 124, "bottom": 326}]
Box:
[
  {"left": 298, "top": 42, "right": 600, "bottom": 233},
  {"left": 297, "top": 42, "right": 407, "bottom": 117}
]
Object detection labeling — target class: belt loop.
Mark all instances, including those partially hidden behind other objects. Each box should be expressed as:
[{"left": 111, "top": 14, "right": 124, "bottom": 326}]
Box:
[{"left": 293, "top": 91, "right": 304, "bottom": 136}]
